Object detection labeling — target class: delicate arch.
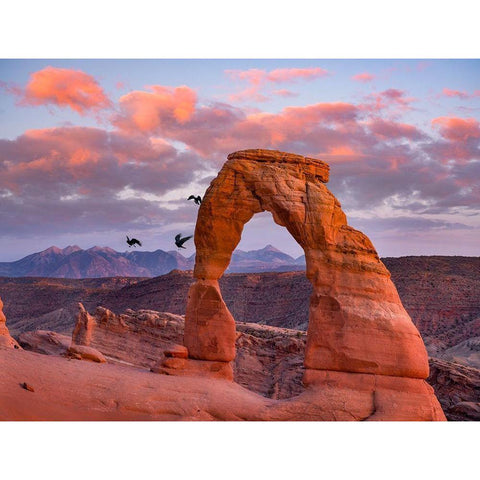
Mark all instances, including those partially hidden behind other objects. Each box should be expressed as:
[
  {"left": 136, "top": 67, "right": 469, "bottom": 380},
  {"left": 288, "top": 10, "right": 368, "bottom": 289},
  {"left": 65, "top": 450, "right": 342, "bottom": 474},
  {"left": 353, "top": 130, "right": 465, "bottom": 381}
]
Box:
[{"left": 184, "top": 149, "right": 429, "bottom": 381}]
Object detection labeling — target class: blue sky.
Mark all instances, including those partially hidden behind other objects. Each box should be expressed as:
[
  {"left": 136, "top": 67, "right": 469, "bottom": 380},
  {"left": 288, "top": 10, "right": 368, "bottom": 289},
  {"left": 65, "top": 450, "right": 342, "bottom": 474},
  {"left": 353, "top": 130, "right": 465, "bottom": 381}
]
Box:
[{"left": 0, "top": 59, "right": 479, "bottom": 261}]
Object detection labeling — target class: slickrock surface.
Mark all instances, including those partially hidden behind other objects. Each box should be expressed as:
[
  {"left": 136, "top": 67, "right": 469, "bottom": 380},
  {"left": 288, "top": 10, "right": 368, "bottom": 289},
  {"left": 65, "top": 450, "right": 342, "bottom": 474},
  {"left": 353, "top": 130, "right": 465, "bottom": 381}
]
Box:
[
  {"left": 0, "top": 297, "right": 20, "bottom": 349},
  {"left": 72, "top": 305, "right": 186, "bottom": 368},
  {"left": 0, "top": 347, "right": 444, "bottom": 421},
  {"left": 17, "top": 330, "right": 71, "bottom": 355},
  {"left": 184, "top": 149, "right": 434, "bottom": 412},
  {"left": 18, "top": 314, "right": 479, "bottom": 420},
  {"left": 66, "top": 305, "right": 305, "bottom": 399}
]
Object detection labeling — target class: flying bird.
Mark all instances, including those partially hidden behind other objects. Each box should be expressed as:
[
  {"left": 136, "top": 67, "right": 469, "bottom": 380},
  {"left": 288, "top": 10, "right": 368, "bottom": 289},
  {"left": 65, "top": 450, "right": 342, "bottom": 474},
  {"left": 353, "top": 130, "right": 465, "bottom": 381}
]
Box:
[
  {"left": 188, "top": 195, "right": 202, "bottom": 205},
  {"left": 126, "top": 235, "right": 142, "bottom": 247},
  {"left": 175, "top": 233, "right": 192, "bottom": 249}
]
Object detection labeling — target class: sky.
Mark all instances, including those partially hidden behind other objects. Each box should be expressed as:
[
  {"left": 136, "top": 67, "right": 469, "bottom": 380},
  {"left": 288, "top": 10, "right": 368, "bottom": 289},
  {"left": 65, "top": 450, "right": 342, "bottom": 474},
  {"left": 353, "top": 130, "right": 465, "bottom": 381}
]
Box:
[{"left": 0, "top": 59, "right": 479, "bottom": 261}]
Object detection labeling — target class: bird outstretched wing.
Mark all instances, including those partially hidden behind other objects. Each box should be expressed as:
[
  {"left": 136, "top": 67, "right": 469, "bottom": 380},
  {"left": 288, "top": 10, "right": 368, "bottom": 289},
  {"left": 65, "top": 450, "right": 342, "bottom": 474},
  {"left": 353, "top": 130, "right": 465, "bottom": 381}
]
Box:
[
  {"left": 178, "top": 235, "right": 193, "bottom": 246},
  {"left": 187, "top": 195, "right": 196, "bottom": 201},
  {"left": 175, "top": 233, "right": 182, "bottom": 242}
]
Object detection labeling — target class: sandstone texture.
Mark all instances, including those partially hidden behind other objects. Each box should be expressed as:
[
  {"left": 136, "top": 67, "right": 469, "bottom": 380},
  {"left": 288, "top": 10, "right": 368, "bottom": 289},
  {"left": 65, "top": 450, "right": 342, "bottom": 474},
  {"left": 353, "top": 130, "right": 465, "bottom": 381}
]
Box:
[
  {"left": 71, "top": 303, "right": 186, "bottom": 368},
  {"left": 67, "top": 344, "right": 106, "bottom": 363},
  {"left": 0, "top": 297, "right": 20, "bottom": 349},
  {"left": 66, "top": 305, "right": 305, "bottom": 398},
  {"left": 18, "top": 330, "right": 71, "bottom": 355},
  {"left": 1, "top": 150, "right": 453, "bottom": 420},
  {"left": 428, "top": 357, "right": 480, "bottom": 420},
  {"left": 179, "top": 148, "right": 441, "bottom": 419},
  {"left": 0, "top": 347, "right": 444, "bottom": 421},
  {"left": 17, "top": 310, "right": 477, "bottom": 420}
]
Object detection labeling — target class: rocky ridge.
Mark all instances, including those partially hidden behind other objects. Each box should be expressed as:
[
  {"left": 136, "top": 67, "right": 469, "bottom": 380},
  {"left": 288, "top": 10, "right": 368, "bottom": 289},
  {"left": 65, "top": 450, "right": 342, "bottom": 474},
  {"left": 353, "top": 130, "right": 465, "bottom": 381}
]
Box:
[
  {"left": 2, "top": 259, "right": 479, "bottom": 371},
  {"left": 16, "top": 304, "right": 479, "bottom": 420},
  {"left": 0, "top": 244, "right": 304, "bottom": 278}
]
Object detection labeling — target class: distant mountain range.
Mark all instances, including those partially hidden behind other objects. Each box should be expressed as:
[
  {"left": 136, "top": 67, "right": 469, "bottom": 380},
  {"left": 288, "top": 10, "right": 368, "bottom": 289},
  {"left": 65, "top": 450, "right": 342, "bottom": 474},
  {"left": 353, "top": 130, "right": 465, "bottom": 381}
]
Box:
[{"left": 0, "top": 245, "right": 306, "bottom": 278}]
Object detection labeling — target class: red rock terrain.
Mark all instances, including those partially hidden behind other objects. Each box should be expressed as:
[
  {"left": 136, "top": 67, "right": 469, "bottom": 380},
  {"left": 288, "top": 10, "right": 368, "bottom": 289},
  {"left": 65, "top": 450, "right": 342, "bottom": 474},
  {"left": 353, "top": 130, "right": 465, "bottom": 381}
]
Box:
[
  {"left": 4, "top": 345, "right": 444, "bottom": 421},
  {"left": 428, "top": 358, "right": 480, "bottom": 421},
  {"left": 3, "top": 149, "right": 477, "bottom": 421},
  {"left": 0, "top": 276, "right": 145, "bottom": 335},
  {"left": 12, "top": 302, "right": 437, "bottom": 421},
  {"left": 0, "top": 296, "right": 19, "bottom": 349},
  {"left": 383, "top": 256, "right": 480, "bottom": 351},
  {"left": 16, "top": 306, "right": 479, "bottom": 420},
  {"left": 18, "top": 306, "right": 306, "bottom": 400},
  {"left": 3, "top": 256, "right": 479, "bottom": 351}
]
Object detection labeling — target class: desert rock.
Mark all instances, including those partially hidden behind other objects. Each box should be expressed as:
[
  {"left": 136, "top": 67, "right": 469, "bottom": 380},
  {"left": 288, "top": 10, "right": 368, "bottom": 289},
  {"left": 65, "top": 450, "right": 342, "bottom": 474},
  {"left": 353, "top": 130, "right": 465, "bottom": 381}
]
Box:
[
  {"left": 67, "top": 344, "right": 106, "bottom": 363},
  {"left": 68, "top": 305, "right": 305, "bottom": 398},
  {"left": 0, "top": 296, "right": 20, "bottom": 349},
  {"left": 180, "top": 149, "right": 441, "bottom": 420},
  {"left": 19, "top": 311, "right": 478, "bottom": 420},
  {"left": 0, "top": 347, "right": 446, "bottom": 421},
  {"left": 185, "top": 149, "right": 430, "bottom": 379},
  {"left": 428, "top": 357, "right": 480, "bottom": 421}
]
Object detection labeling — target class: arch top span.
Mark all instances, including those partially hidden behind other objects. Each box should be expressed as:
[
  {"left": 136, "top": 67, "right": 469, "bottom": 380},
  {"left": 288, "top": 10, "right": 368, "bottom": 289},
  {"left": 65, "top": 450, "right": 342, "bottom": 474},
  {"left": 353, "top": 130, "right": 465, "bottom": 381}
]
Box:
[
  {"left": 226, "top": 149, "right": 330, "bottom": 183},
  {"left": 184, "top": 148, "right": 430, "bottom": 383}
]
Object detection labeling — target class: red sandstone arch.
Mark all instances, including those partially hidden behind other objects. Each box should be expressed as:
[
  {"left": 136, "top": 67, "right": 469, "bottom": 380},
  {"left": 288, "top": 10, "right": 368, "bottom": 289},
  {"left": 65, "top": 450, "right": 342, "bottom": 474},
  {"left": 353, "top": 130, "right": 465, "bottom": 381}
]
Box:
[{"left": 183, "top": 149, "right": 429, "bottom": 383}]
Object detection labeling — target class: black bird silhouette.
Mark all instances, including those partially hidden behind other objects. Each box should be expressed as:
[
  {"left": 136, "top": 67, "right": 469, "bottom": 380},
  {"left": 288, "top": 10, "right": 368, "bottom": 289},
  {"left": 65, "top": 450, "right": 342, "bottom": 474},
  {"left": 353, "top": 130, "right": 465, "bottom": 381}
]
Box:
[
  {"left": 187, "top": 195, "right": 202, "bottom": 205},
  {"left": 126, "top": 235, "right": 142, "bottom": 247},
  {"left": 175, "top": 233, "right": 192, "bottom": 249}
]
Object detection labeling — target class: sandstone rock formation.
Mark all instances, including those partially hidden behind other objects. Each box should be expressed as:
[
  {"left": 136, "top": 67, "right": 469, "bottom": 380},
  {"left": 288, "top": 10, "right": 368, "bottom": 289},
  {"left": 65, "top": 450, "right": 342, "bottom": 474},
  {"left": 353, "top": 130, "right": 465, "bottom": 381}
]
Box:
[
  {"left": 68, "top": 305, "right": 305, "bottom": 398},
  {"left": 71, "top": 303, "right": 187, "bottom": 368},
  {"left": 428, "top": 357, "right": 480, "bottom": 420},
  {"left": 19, "top": 312, "right": 478, "bottom": 420},
  {"left": 0, "top": 346, "right": 445, "bottom": 421},
  {"left": 0, "top": 297, "right": 20, "bottom": 349},
  {"left": 182, "top": 149, "right": 444, "bottom": 420},
  {"left": 67, "top": 344, "right": 106, "bottom": 363},
  {"left": 18, "top": 330, "right": 71, "bottom": 355},
  {"left": 4, "top": 256, "right": 479, "bottom": 348}
]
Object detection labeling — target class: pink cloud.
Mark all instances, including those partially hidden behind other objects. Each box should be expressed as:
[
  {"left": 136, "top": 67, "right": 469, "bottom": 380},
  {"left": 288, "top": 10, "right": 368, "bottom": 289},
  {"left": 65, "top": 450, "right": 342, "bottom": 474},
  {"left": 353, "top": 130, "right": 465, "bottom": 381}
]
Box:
[
  {"left": 367, "top": 118, "right": 424, "bottom": 140},
  {"left": 364, "top": 88, "right": 416, "bottom": 113},
  {"left": 0, "top": 126, "right": 202, "bottom": 198},
  {"left": 113, "top": 98, "right": 362, "bottom": 159},
  {"left": 272, "top": 89, "right": 298, "bottom": 98},
  {"left": 0, "top": 127, "right": 206, "bottom": 238},
  {"left": 114, "top": 85, "right": 197, "bottom": 133},
  {"left": 352, "top": 72, "right": 375, "bottom": 83},
  {"left": 441, "top": 87, "right": 480, "bottom": 99},
  {"left": 265, "top": 67, "right": 329, "bottom": 83},
  {"left": 174, "top": 101, "right": 361, "bottom": 158},
  {"left": 15, "top": 66, "right": 111, "bottom": 114},
  {"left": 432, "top": 117, "right": 480, "bottom": 141},
  {"left": 225, "top": 66, "right": 329, "bottom": 103},
  {"left": 228, "top": 87, "right": 269, "bottom": 103},
  {"left": 227, "top": 67, "right": 329, "bottom": 85}
]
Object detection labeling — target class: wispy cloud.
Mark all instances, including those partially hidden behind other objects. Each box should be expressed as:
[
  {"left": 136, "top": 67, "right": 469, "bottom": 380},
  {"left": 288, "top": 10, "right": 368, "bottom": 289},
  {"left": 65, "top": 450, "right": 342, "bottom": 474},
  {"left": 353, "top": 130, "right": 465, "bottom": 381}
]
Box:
[
  {"left": 225, "top": 66, "right": 329, "bottom": 102},
  {"left": 352, "top": 72, "right": 375, "bottom": 83}
]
